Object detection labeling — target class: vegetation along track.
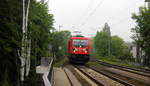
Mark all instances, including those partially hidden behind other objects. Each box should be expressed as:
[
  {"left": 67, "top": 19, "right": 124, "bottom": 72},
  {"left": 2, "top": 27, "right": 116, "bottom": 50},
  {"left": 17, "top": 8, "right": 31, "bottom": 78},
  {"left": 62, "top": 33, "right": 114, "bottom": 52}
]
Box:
[{"left": 74, "top": 65, "right": 134, "bottom": 86}]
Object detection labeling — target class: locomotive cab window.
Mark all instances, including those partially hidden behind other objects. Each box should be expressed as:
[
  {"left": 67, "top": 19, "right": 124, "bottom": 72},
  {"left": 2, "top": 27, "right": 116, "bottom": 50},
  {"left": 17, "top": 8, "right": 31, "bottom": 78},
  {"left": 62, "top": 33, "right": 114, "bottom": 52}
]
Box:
[{"left": 73, "top": 39, "right": 88, "bottom": 47}]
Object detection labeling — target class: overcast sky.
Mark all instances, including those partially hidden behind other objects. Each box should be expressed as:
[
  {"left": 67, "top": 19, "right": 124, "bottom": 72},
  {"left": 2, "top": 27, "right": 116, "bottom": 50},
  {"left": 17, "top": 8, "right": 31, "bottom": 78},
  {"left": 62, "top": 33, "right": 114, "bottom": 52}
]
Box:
[{"left": 48, "top": 0, "right": 145, "bottom": 42}]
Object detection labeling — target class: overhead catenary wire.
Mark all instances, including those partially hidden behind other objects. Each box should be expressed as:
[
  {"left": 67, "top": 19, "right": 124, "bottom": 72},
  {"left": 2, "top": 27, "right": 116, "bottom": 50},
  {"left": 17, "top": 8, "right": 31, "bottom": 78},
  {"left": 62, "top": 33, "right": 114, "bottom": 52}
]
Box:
[
  {"left": 77, "top": 0, "right": 95, "bottom": 26},
  {"left": 106, "top": 0, "right": 143, "bottom": 23},
  {"left": 95, "top": 0, "right": 143, "bottom": 30},
  {"left": 110, "top": 16, "right": 130, "bottom": 27},
  {"left": 79, "top": 0, "right": 105, "bottom": 27},
  {"left": 89, "top": 0, "right": 105, "bottom": 16},
  {"left": 80, "top": 0, "right": 95, "bottom": 18}
]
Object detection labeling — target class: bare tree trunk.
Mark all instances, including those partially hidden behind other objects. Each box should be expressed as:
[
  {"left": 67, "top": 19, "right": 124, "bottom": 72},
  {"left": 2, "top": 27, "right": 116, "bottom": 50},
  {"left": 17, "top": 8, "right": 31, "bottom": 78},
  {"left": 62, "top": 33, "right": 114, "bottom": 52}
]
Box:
[
  {"left": 25, "top": 0, "right": 31, "bottom": 77},
  {"left": 18, "top": 0, "right": 26, "bottom": 81},
  {"left": 136, "top": 42, "right": 140, "bottom": 63},
  {"left": 26, "top": 39, "right": 31, "bottom": 76},
  {"left": 18, "top": 0, "right": 31, "bottom": 82}
]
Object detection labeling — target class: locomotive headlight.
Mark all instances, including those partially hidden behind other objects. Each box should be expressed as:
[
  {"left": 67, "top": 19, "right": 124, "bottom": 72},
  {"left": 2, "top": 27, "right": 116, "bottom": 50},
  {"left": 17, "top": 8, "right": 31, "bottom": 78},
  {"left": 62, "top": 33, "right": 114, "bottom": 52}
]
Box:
[
  {"left": 75, "top": 48, "right": 78, "bottom": 51},
  {"left": 73, "top": 48, "right": 78, "bottom": 52},
  {"left": 73, "top": 50, "right": 76, "bottom": 52},
  {"left": 83, "top": 49, "right": 88, "bottom": 53}
]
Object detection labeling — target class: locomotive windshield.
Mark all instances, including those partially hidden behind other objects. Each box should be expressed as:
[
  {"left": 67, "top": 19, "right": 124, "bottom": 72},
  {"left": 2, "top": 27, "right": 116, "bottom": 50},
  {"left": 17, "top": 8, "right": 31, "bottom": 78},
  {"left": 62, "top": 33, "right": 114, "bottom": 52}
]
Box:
[{"left": 73, "top": 39, "right": 88, "bottom": 47}]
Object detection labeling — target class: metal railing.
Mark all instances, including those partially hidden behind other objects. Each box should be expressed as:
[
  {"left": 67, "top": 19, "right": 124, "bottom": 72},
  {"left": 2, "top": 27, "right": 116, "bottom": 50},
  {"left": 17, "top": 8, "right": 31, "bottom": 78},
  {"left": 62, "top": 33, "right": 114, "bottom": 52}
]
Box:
[{"left": 42, "top": 58, "right": 54, "bottom": 86}]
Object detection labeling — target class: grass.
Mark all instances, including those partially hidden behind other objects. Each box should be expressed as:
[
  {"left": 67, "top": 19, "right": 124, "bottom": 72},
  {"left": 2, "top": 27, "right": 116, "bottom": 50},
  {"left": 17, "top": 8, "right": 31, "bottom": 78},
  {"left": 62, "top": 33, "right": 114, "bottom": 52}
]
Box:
[
  {"left": 99, "top": 57, "right": 137, "bottom": 68},
  {"left": 86, "top": 61, "right": 99, "bottom": 66},
  {"left": 53, "top": 57, "right": 68, "bottom": 67}
]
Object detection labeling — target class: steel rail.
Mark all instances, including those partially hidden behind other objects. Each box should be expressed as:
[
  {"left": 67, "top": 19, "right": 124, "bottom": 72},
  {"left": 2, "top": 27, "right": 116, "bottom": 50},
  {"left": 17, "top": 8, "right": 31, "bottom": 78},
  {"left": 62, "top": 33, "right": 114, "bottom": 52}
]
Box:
[
  {"left": 64, "top": 68, "right": 74, "bottom": 86},
  {"left": 98, "top": 60, "right": 150, "bottom": 73},
  {"left": 74, "top": 65, "right": 104, "bottom": 86},
  {"left": 86, "top": 66, "right": 134, "bottom": 86},
  {"left": 98, "top": 60, "right": 150, "bottom": 77}
]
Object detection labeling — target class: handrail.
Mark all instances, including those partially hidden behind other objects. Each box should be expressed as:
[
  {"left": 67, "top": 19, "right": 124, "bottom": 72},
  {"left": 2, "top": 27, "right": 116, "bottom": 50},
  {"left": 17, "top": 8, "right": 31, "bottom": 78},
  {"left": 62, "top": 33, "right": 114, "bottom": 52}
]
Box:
[
  {"left": 42, "top": 58, "right": 53, "bottom": 86},
  {"left": 48, "top": 58, "right": 54, "bottom": 85}
]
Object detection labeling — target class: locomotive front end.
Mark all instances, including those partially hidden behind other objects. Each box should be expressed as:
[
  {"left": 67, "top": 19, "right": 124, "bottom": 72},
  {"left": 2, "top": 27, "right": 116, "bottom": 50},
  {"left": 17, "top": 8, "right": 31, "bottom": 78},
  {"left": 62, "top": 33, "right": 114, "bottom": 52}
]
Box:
[{"left": 68, "top": 37, "right": 90, "bottom": 64}]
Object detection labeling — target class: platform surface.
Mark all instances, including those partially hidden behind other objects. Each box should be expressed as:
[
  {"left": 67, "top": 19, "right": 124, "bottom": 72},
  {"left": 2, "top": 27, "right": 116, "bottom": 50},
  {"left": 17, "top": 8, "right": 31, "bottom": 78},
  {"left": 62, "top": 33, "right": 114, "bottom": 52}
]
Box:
[{"left": 53, "top": 67, "right": 71, "bottom": 86}]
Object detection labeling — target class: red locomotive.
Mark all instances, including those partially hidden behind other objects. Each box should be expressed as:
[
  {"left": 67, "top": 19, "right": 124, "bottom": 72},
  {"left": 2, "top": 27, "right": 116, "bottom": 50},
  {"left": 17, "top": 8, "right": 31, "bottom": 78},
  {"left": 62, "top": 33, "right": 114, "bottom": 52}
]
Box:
[{"left": 68, "top": 37, "right": 90, "bottom": 64}]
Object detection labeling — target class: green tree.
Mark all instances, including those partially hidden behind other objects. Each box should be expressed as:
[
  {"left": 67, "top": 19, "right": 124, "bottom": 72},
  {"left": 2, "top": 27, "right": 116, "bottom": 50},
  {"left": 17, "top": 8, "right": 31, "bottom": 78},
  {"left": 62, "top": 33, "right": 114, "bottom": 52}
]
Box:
[
  {"left": 29, "top": 0, "right": 54, "bottom": 59},
  {"left": 51, "top": 30, "right": 71, "bottom": 59},
  {"left": 0, "top": 0, "right": 54, "bottom": 85},
  {"left": 111, "top": 36, "right": 132, "bottom": 60},
  {"left": 94, "top": 31, "right": 110, "bottom": 57},
  {"left": 111, "top": 36, "right": 125, "bottom": 57},
  {"left": 61, "top": 31, "right": 71, "bottom": 56},
  {"left": 131, "top": 26, "right": 141, "bottom": 62},
  {"left": 132, "top": 1, "right": 150, "bottom": 65},
  {"left": 94, "top": 32, "right": 132, "bottom": 60},
  {"left": 26, "top": 0, "right": 54, "bottom": 85},
  {"left": 0, "top": 0, "right": 22, "bottom": 85},
  {"left": 102, "top": 23, "right": 111, "bottom": 56}
]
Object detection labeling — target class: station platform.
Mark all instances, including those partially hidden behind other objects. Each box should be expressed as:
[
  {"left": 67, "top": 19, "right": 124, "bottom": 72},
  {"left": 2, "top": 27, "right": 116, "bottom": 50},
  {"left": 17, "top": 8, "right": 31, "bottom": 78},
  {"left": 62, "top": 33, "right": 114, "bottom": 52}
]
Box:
[{"left": 53, "top": 67, "right": 71, "bottom": 86}]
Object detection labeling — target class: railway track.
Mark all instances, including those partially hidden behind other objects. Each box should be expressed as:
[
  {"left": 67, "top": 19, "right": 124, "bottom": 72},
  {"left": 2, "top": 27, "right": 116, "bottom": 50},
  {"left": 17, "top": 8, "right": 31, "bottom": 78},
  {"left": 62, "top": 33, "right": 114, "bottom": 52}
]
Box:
[
  {"left": 85, "top": 66, "right": 135, "bottom": 86},
  {"left": 66, "top": 65, "right": 135, "bottom": 86},
  {"left": 98, "top": 61, "right": 150, "bottom": 75},
  {"left": 88, "top": 66, "right": 150, "bottom": 86},
  {"left": 74, "top": 65, "right": 105, "bottom": 86},
  {"left": 91, "top": 61, "right": 150, "bottom": 86},
  {"left": 63, "top": 62, "right": 150, "bottom": 86}
]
